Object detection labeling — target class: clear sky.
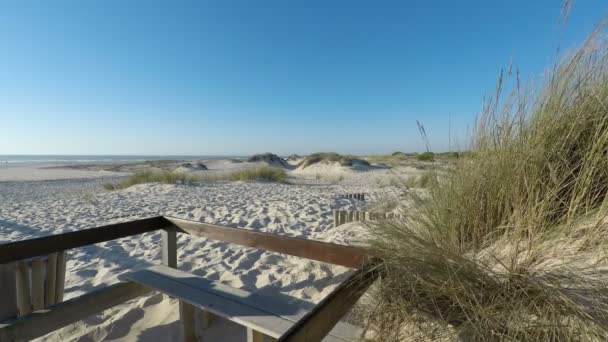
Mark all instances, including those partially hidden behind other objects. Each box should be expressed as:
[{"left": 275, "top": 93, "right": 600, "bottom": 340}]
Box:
[{"left": 1, "top": 1, "right": 606, "bottom": 156}]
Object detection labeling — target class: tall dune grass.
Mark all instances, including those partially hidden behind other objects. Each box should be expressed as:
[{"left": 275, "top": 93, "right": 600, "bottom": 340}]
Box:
[{"left": 368, "top": 23, "right": 608, "bottom": 341}]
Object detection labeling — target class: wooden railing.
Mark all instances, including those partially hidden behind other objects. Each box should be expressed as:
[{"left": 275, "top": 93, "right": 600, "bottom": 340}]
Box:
[{"left": 0, "top": 216, "right": 376, "bottom": 342}]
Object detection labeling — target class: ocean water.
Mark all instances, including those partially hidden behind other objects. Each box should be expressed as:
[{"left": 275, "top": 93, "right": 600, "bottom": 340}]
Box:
[{"left": 0, "top": 155, "right": 241, "bottom": 166}]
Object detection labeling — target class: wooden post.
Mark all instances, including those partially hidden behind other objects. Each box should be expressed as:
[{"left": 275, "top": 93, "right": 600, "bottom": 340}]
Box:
[
  {"left": 179, "top": 302, "right": 196, "bottom": 342},
  {"left": 0, "top": 263, "right": 18, "bottom": 322},
  {"left": 162, "top": 229, "right": 194, "bottom": 342},
  {"left": 333, "top": 210, "right": 339, "bottom": 228},
  {"left": 55, "top": 251, "right": 67, "bottom": 303},
  {"left": 161, "top": 230, "right": 177, "bottom": 268},
  {"left": 30, "top": 258, "right": 45, "bottom": 311},
  {"left": 45, "top": 253, "right": 58, "bottom": 306},
  {"left": 15, "top": 261, "right": 31, "bottom": 316},
  {"left": 362, "top": 193, "right": 365, "bottom": 201},
  {"left": 339, "top": 211, "right": 346, "bottom": 226},
  {"left": 247, "top": 328, "right": 265, "bottom": 342}
]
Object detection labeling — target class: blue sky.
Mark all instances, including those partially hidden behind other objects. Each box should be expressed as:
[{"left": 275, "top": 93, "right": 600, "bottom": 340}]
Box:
[{"left": 1, "top": 1, "right": 606, "bottom": 155}]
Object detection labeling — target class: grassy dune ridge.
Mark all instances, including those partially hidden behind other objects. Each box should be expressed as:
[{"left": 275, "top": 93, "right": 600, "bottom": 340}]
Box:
[
  {"left": 297, "top": 152, "right": 370, "bottom": 168},
  {"left": 104, "top": 165, "right": 286, "bottom": 190},
  {"left": 367, "top": 23, "right": 608, "bottom": 341}
]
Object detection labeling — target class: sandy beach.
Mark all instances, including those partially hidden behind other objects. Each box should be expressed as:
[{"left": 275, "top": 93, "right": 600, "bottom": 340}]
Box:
[{"left": 0, "top": 156, "right": 413, "bottom": 341}]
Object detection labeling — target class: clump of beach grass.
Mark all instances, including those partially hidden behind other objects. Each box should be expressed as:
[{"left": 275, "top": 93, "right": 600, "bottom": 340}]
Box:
[
  {"left": 403, "top": 171, "right": 435, "bottom": 189},
  {"left": 367, "top": 22, "right": 608, "bottom": 341},
  {"left": 103, "top": 171, "right": 201, "bottom": 190},
  {"left": 298, "top": 152, "right": 370, "bottom": 168},
  {"left": 103, "top": 166, "right": 286, "bottom": 190},
  {"left": 226, "top": 166, "right": 287, "bottom": 182}
]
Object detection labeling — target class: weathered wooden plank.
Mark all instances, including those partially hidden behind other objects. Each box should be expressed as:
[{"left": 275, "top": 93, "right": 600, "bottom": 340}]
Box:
[
  {"left": 161, "top": 229, "right": 177, "bottom": 268},
  {"left": 0, "top": 281, "right": 151, "bottom": 342},
  {"left": 30, "top": 258, "right": 45, "bottom": 311},
  {"left": 126, "top": 265, "right": 359, "bottom": 341},
  {"left": 126, "top": 266, "right": 293, "bottom": 338},
  {"left": 0, "top": 263, "right": 18, "bottom": 322},
  {"left": 277, "top": 263, "right": 379, "bottom": 342},
  {"left": 15, "top": 261, "right": 32, "bottom": 317},
  {"left": 0, "top": 216, "right": 170, "bottom": 264},
  {"left": 54, "top": 251, "right": 67, "bottom": 303},
  {"left": 165, "top": 217, "right": 368, "bottom": 269},
  {"left": 45, "top": 253, "right": 58, "bottom": 306}
]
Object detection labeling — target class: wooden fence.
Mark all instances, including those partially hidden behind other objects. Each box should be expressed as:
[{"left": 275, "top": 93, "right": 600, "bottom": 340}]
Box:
[
  {"left": 333, "top": 210, "right": 402, "bottom": 227},
  {"left": 338, "top": 193, "right": 366, "bottom": 200},
  {"left": 0, "top": 216, "right": 376, "bottom": 342}
]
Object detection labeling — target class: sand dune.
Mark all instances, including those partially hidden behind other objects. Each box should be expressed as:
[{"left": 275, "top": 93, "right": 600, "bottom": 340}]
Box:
[{"left": 0, "top": 159, "right": 408, "bottom": 341}]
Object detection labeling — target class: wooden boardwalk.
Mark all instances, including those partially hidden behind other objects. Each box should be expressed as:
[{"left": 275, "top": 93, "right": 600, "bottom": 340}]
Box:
[{"left": 0, "top": 216, "right": 376, "bottom": 342}]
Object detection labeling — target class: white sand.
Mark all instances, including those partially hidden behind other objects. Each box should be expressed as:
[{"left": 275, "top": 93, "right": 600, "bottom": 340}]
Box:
[{"left": 0, "top": 160, "right": 407, "bottom": 341}]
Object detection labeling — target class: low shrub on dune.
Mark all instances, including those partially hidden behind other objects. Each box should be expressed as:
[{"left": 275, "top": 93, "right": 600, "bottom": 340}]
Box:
[{"left": 367, "top": 24, "right": 608, "bottom": 341}]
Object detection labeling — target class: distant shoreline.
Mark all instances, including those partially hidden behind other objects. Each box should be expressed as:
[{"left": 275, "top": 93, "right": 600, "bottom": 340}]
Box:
[{"left": 0, "top": 155, "right": 246, "bottom": 165}]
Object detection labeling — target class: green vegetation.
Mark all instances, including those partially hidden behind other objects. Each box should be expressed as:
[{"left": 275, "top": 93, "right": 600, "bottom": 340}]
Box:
[
  {"left": 415, "top": 151, "right": 435, "bottom": 161},
  {"left": 103, "top": 171, "right": 202, "bottom": 190},
  {"left": 298, "top": 152, "right": 370, "bottom": 168},
  {"left": 226, "top": 166, "right": 287, "bottom": 182},
  {"left": 103, "top": 166, "right": 286, "bottom": 190},
  {"left": 368, "top": 24, "right": 608, "bottom": 340}
]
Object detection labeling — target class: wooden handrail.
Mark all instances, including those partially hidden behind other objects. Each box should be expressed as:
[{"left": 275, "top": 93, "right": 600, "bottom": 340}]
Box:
[
  {"left": 0, "top": 216, "right": 171, "bottom": 264},
  {"left": 165, "top": 216, "right": 369, "bottom": 269},
  {"left": 277, "top": 262, "right": 379, "bottom": 341}
]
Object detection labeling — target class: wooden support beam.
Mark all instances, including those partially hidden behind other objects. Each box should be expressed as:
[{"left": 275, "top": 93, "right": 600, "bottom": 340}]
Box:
[
  {"left": 179, "top": 301, "right": 196, "bottom": 342},
  {"left": 333, "top": 210, "right": 339, "bottom": 228},
  {"left": 15, "top": 261, "right": 31, "bottom": 317},
  {"left": 165, "top": 217, "right": 367, "bottom": 269},
  {"left": 0, "top": 281, "right": 151, "bottom": 342},
  {"left": 30, "top": 258, "right": 45, "bottom": 311},
  {"left": 277, "top": 263, "right": 379, "bottom": 342},
  {"left": 45, "top": 253, "right": 58, "bottom": 306},
  {"left": 0, "top": 216, "right": 170, "bottom": 264},
  {"left": 161, "top": 229, "right": 177, "bottom": 268},
  {"left": 247, "top": 328, "right": 265, "bottom": 342},
  {"left": 55, "top": 251, "right": 66, "bottom": 303},
  {"left": 0, "top": 263, "right": 18, "bottom": 322}
]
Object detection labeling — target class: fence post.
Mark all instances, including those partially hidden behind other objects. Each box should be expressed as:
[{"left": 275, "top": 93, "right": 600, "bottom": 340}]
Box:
[{"left": 333, "top": 210, "right": 339, "bottom": 228}]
